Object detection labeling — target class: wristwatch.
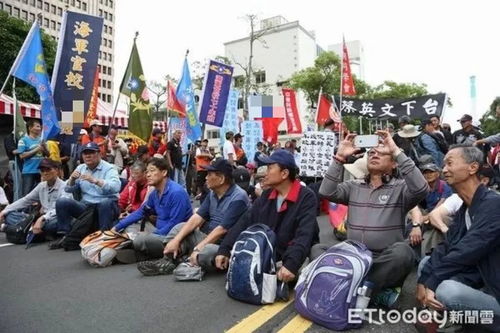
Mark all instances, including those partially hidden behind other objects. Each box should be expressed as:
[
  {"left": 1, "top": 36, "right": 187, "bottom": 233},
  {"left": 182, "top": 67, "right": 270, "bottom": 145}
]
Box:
[{"left": 412, "top": 223, "right": 421, "bottom": 228}]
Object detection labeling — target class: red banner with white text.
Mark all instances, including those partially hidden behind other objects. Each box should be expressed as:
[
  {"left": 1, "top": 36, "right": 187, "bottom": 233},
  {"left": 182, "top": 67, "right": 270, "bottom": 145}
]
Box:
[{"left": 282, "top": 88, "right": 302, "bottom": 134}]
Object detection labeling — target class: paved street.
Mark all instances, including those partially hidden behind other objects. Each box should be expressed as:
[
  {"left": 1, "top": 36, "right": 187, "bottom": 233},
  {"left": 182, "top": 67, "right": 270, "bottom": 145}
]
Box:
[{"left": 0, "top": 215, "right": 419, "bottom": 333}]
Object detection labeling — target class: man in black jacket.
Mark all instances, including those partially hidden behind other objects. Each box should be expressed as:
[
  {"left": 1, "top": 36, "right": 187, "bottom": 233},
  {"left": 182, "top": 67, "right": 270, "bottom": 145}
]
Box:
[
  {"left": 417, "top": 144, "right": 500, "bottom": 331},
  {"left": 215, "top": 149, "right": 319, "bottom": 282}
]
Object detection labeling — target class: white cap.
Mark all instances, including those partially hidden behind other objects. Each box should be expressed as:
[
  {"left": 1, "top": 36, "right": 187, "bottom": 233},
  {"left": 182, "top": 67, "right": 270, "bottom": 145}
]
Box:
[{"left": 79, "top": 129, "right": 88, "bottom": 135}]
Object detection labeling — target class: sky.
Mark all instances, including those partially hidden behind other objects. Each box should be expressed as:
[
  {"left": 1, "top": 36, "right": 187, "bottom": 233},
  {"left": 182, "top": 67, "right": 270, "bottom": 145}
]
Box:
[{"left": 114, "top": 0, "right": 500, "bottom": 131}]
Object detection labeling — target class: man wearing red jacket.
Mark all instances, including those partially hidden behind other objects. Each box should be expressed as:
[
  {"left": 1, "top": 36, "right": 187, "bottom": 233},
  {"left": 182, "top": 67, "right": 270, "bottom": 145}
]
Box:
[{"left": 118, "top": 161, "right": 149, "bottom": 217}]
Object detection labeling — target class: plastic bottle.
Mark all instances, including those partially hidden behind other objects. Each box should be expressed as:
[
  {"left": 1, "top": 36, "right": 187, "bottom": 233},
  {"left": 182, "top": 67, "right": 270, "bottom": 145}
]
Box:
[{"left": 354, "top": 280, "right": 374, "bottom": 320}]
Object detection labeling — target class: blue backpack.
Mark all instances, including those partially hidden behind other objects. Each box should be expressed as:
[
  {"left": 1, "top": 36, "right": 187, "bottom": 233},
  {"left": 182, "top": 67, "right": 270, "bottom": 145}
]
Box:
[
  {"left": 295, "top": 240, "right": 373, "bottom": 331},
  {"left": 226, "top": 224, "right": 277, "bottom": 305}
]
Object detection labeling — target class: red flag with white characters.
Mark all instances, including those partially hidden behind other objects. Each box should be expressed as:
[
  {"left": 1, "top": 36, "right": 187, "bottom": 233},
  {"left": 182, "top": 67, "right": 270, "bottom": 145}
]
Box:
[
  {"left": 282, "top": 88, "right": 302, "bottom": 134},
  {"left": 316, "top": 94, "right": 342, "bottom": 126},
  {"left": 255, "top": 117, "right": 283, "bottom": 144},
  {"left": 342, "top": 39, "right": 356, "bottom": 96}
]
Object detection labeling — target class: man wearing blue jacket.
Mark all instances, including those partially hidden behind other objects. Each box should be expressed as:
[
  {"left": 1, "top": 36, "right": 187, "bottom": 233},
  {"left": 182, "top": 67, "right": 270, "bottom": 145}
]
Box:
[
  {"left": 417, "top": 144, "right": 500, "bottom": 331},
  {"left": 113, "top": 157, "right": 192, "bottom": 261}
]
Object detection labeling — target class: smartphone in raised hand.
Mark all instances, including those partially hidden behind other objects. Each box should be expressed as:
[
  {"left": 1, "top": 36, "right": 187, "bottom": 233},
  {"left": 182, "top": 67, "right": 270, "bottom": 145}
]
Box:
[{"left": 354, "top": 135, "right": 380, "bottom": 148}]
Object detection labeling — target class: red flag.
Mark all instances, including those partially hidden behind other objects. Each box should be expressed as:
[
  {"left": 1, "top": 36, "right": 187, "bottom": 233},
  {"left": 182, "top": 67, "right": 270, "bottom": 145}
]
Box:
[
  {"left": 342, "top": 39, "right": 356, "bottom": 96},
  {"left": 316, "top": 94, "right": 331, "bottom": 126},
  {"left": 167, "top": 81, "right": 186, "bottom": 117},
  {"left": 282, "top": 88, "right": 302, "bottom": 134},
  {"left": 84, "top": 66, "right": 100, "bottom": 128},
  {"left": 328, "top": 202, "right": 348, "bottom": 228},
  {"left": 255, "top": 117, "right": 283, "bottom": 144}
]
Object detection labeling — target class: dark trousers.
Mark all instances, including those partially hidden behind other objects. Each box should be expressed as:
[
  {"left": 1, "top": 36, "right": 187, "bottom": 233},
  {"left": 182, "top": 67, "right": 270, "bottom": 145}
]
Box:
[
  {"left": 55, "top": 197, "right": 119, "bottom": 234},
  {"left": 22, "top": 173, "right": 40, "bottom": 197},
  {"left": 310, "top": 241, "right": 415, "bottom": 294}
]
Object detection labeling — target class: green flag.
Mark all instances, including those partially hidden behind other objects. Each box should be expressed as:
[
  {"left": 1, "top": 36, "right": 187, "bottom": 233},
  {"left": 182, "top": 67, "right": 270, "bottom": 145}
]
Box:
[
  {"left": 12, "top": 79, "right": 26, "bottom": 141},
  {"left": 119, "top": 40, "right": 152, "bottom": 142}
]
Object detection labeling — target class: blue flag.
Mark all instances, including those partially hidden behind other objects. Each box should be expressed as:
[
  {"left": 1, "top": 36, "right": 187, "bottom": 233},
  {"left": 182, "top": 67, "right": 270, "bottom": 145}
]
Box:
[
  {"left": 176, "top": 58, "right": 201, "bottom": 142},
  {"left": 10, "top": 22, "right": 60, "bottom": 140}
]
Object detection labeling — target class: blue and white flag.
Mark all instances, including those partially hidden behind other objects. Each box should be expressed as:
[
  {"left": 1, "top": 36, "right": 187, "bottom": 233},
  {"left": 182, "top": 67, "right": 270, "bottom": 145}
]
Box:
[
  {"left": 219, "top": 89, "right": 240, "bottom": 145},
  {"left": 241, "top": 121, "right": 263, "bottom": 163},
  {"left": 176, "top": 58, "right": 201, "bottom": 142},
  {"left": 10, "top": 22, "right": 60, "bottom": 140}
]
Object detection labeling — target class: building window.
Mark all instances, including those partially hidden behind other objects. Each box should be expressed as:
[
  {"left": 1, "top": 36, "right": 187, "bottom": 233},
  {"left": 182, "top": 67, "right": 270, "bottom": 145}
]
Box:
[
  {"left": 109, "top": 0, "right": 113, "bottom": 8},
  {"left": 43, "top": 18, "right": 49, "bottom": 27},
  {"left": 57, "top": 22, "right": 61, "bottom": 30},
  {"left": 108, "top": 26, "right": 112, "bottom": 35},
  {"left": 76, "top": 0, "right": 81, "bottom": 8},
  {"left": 103, "top": 25, "right": 107, "bottom": 33},
  {"left": 44, "top": 2, "right": 49, "bottom": 11},
  {"left": 233, "top": 75, "right": 244, "bottom": 88},
  {"left": 71, "top": 0, "right": 75, "bottom": 6},
  {"left": 104, "top": 11, "right": 107, "bottom": 19},
  {"left": 82, "top": 2, "right": 86, "bottom": 11},
  {"left": 107, "top": 67, "right": 111, "bottom": 75},
  {"left": 22, "top": 0, "right": 28, "bottom": 4},
  {"left": 237, "top": 97, "right": 244, "bottom": 109},
  {"left": 57, "top": 7, "right": 62, "bottom": 15},
  {"left": 51, "top": 20, "right": 56, "bottom": 29},
  {"left": 109, "top": 13, "right": 112, "bottom": 21},
  {"left": 107, "top": 81, "right": 111, "bottom": 89},
  {"left": 5, "top": 4, "right": 12, "bottom": 16},
  {"left": 29, "top": 12, "right": 35, "bottom": 21},
  {"left": 98, "top": 9, "right": 102, "bottom": 16},
  {"left": 51, "top": 4, "right": 56, "bottom": 13},
  {"left": 30, "top": 0, "right": 35, "bottom": 6},
  {"left": 207, "top": 130, "right": 220, "bottom": 139},
  {"left": 108, "top": 53, "right": 112, "bottom": 61},
  {"left": 108, "top": 40, "right": 112, "bottom": 48},
  {"left": 254, "top": 71, "right": 266, "bottom": 84},
  {"left": 107, "top": 95, "right": 111, "bottom": 103},
  {"left": 37, "top": 0, "right": 42, "bottom": 8},
  {"left": 13, "top": 7, "right": 20, "bottom": 17},
  {"left": 22, "top": 9, "right": 28, "bottom": 19}
]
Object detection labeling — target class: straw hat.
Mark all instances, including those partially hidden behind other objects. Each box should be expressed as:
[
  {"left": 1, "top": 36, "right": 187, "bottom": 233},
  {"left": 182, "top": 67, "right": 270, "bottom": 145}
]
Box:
[
  {"left": 344, "top": 154, "right": 368, "bottom": 179},
  {"left": 397, "top": 124, "right": 421, "bottom": 138}
]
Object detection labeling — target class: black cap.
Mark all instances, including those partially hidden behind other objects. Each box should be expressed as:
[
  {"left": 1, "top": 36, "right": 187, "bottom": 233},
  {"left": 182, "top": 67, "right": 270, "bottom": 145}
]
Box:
[
  {"left": 234, "top": 133, "right": 244, "bottom": 140},
  {"left": 39, "top": 158, "right": 61, "bottom": 169},
  {"left": 421, "top": 118, "right": 433, "bottom": 127},
  {"left": 233, "top": 167, "right": 250, "bottom": 189},
  {"left": 458, "top": 114, "right": 473, "bottom": 122},
  {"left": 420, "top": 163, "right": 440, "bottom": 172},
  {"left": 202, "top": 159, "right": 233, "bottom": 177}
]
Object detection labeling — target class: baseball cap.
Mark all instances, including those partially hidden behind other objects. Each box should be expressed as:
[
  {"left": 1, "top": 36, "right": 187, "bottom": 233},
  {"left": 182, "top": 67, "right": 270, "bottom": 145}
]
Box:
[
  {"left": 420, "top": 118, "right": 433, "bottom": 127},
  {"left": 233, "top": 166, "right": 251, "bottom": 189},
  {"left": 457, "top": 114, "right": 473, "bottom": 122},
  {"left": 39, "top": 158, "right": 61, "bottom": 169},
  {"left": 202, "top": 159, "right": 233, "bottom": 177},
  {"left": 89, "top": 119, "right": 104, "bottom": 127},
  {"left": 257, "top": 149, "right": 297, "bottom": 170},
  {"left": 81, "top": 142, "right": 100, "bottom": 152},
  {"left": 420, "top": 163, "right": 441, "bottom": 172},
  {"left": 234, "top": 133, "right": 244, "bottom": 140},
  {"left": 79, "top": 129, "right": 88, "bottom": 135}
]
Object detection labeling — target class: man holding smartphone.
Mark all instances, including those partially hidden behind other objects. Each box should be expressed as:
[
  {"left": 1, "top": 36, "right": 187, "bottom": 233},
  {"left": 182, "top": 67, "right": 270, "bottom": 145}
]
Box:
[{"left": 313, "top": 130, "right": 428, "bottom": 308}]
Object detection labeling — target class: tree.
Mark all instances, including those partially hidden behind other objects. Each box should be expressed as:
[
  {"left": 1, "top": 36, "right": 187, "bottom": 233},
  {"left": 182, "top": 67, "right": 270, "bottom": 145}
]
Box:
[
  {"left": 191, "top": 55, "right": 232, "bottom": 90},
  {"left": 479, "top": 97, "right": 500, "bottom": 137},
  {"left": 229, "top": 14, "right": 275, "bottom": 119},
  {"left": 148, "top": 79, "right": 167, "bottom": 113},
  {"left": 0, "top": 12, "right": 57, "bottom": 103}
]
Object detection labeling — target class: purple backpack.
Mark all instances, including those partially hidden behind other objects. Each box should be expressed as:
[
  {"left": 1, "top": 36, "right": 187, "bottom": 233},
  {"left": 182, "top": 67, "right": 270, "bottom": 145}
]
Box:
[{"left": 295, "top": 240, "right": 372, "bottom": 331}]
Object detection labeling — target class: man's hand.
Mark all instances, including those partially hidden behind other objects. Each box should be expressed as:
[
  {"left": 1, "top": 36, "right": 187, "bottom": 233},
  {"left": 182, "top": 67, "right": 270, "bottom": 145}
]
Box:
[
  {"left": 424, "top": 288, "right": 444, "bottom": 310},
  {"left": 189, "top": 250, "right": 199, "bottom": 266},
  {"left": 70, "top": 170, "right": 81, "bottom": 180},
  {"left": 336, "top": 133, "right": 361, "bottom": 159},
  {"left": 277, "top": 266, "right": 295, "bottom": 282},
  {"left": 409, "top": 226, "right": 423, "bottom": 246},
  {"left": 0, "top": 211, "right": 6, "bottom": 222},
  {"left": 32, "top": 216, "right": 45, "bottom": 235},
  {"left": 164, "top": 238, "right": 181, "bottom": 258},
  {"left": 375, "top": 130, "right": 400, "bottom": 157},
  {"left": 80, "top": 174, "right": 96, "bottom": 184},
  {"left": 416, "top": 283, "right": 426, "bottom": 304},
  {"left": 110, "top": 226, "right": 117, "bottom": 233},
  {"left": 215, "top": 255, "right": 229, "bottom": 270}
]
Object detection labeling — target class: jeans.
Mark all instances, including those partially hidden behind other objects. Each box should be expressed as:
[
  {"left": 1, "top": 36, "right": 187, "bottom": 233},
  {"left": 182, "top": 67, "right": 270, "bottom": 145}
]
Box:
[
  {"left": 22, "top": 173, "right": 40, "bottom": 197},
  {"left": 418, "top": 256, "right": 500, "bottom": 329},
  {"left": 173, "top": 168, "right": 186, "bottom": 188},
  {"left": 55, "top": 197, "right": 119, "bottom": 234}
]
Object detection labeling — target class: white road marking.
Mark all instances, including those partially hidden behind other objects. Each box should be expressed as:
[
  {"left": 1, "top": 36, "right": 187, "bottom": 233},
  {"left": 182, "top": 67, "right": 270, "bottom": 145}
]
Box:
[{"left": 0, "top": 243, "right": 14, "bottom": 248}]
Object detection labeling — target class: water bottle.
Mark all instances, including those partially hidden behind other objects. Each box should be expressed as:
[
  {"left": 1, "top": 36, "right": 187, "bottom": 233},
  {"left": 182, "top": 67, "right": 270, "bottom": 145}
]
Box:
[{"left": 354, "top": 280, "right": 374, "bottom": 320}]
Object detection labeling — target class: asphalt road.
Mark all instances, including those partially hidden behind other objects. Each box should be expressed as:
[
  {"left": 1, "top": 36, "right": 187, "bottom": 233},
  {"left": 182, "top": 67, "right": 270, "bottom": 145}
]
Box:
[{"left": 0, "top": 215, "right": 421, "bottom": 333}]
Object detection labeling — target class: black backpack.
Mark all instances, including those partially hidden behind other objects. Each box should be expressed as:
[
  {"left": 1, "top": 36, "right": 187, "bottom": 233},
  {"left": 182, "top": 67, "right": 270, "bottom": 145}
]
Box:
[
  {"left": 418, "top": 133, "right": 448, "bottom": 154},
  {"left": 62, "top": 206, "right": 97, "bottom": 251},
  {"left": 5, "top": 211, "right": 37, "bottom": 244}
]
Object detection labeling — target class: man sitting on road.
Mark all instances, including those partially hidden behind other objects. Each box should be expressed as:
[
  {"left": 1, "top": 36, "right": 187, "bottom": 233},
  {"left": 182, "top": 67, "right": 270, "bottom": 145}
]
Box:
[
  {"left": 0, "top": 159, "right": 70, "bottom": 237},
  {"left": 53, "top": 142, "right": 121, "bottom": 245},
  {"left": 215, "top": 150, "right": 319, "bottom": 283},
  {"left": 112, "top": 158, "right": 192, "bottom": 259},
  {"left": 417, "top": 145, "right": 500, "bottom": 331},
  {"left": 313, "top": 130, "right": 429, "bottom": 308},
  {"left": 137, "top": 159, "right": 249, "bottom": 276}
]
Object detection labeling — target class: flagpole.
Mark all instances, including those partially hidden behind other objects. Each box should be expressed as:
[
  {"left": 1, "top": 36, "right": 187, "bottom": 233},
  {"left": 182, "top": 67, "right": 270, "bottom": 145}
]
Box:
[
  {"left": 0, "top": 76, "right": 11, "bottom": 98},
  {"left": 12, "top": 78, "right": 21, "bottom": 201},
  {"left": 111, "top": 31, "right": 138, "bottom": 127},
  {"left": 339, "top": 35, "right": 345, "bottom": 141},
  {"left": 315, "top": 87, "right": 323, "bottom": 131}
]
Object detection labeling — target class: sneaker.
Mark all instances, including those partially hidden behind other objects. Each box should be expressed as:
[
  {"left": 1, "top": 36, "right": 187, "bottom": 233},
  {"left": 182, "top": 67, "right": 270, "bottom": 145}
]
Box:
[
  {"left": 48, "top": 236, "right": 65, "bottom": 250},
  {"left": 370, "top": 287, "right": 401, "bottom": 308},
  {"left": 137, "top": 258, "right": 176, "bottom": 276}
]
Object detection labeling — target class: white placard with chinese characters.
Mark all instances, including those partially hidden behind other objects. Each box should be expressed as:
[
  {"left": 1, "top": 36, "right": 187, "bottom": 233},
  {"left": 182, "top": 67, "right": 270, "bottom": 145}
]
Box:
[{"left": 299, "top": 131, "right": 336, "bottom": 177}]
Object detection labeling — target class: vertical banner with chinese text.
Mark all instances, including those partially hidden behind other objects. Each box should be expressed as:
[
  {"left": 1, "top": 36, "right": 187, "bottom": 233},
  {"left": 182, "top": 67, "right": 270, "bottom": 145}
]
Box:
[
  {"left": 241, "top": 120, "right": 263, "bottom": 163},
  {"left": 219, "top": 89, "right": 240, "bottom": 145},
  {"left": 282, "top": 88, "right": 302, "bottom": 134},
  {"left": 299, "top": 131, "right": 336, "bottom": 177},
  {"left": 51, "top": 11, "right": 103, "bottom": 137},
  {"left": 198, "top": 60, "right": 233, "bottom": 127}
]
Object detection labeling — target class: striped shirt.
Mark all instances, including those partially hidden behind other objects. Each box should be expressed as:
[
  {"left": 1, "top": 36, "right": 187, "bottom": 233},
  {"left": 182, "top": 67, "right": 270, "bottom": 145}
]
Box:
[{"left": 319, "top": 153, "right": 428, "bottom": 252}]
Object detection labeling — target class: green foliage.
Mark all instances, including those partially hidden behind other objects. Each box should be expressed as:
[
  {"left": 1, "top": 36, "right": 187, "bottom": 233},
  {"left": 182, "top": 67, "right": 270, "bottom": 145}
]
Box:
[
  {"left": 364, "top": 81, "right": 428, "bottom": 99},
  {"left": 0, "top": 12, "right": 57, "bottom": 103},
  {"left": 479, "top": 97, "right": 500, "bottom": 137}
]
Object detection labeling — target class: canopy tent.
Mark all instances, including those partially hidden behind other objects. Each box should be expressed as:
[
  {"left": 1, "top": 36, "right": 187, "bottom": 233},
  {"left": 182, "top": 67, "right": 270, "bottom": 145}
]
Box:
[{"left": 0, "top": 93, "right": 41, "bottom": 118}]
